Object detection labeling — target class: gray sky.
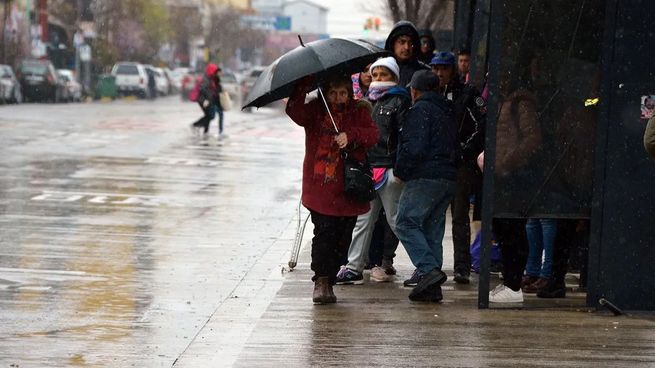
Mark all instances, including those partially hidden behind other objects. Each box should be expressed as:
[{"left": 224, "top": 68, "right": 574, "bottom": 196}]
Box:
[{"left": 318, "top": 0, "right": 392, "bottom": 39}]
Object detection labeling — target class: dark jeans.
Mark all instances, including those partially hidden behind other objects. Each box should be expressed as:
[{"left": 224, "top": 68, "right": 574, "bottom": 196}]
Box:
[
  {"left": 450, "top": 164, "right": 479, "bottom": 273},
  {"left": 493, "top": 218, "right": 528, "bottom": 291},
  {"left": 396, "top": 178, "right": 456, "bottom": 275},
  {"left": 368, "top": 212, "right": 399, "bottom": 266},
  {"left": 193, "top": 103, "right": 223, "bottom": 134},
  {"left": 310, "top": 210, "right": 357, "bottom": 284}
]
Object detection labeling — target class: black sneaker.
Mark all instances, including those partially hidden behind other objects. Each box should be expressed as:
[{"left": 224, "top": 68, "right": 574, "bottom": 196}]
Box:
[
  {"left": 453, "top": 269, "right": 471, "bottom": 284},
  {"left": 381, "top": 258, "right": 396, "bottom": 275},
  {"left": 408, "top": 269, "right": 447, "bottom": 300},
  {"left": 403, "top": 269, "right": 420, "bottom": 287},
  {"left": 409, "top": 283, "right": 443, "bottom": 302},
  {"left": 536, "top": 278, "right": 566, "bottom": 298}
]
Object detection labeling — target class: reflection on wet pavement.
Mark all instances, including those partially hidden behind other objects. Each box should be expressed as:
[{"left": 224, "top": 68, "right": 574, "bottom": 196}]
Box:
[{"left": 0, "top": 98, "right": 303, "bottom": 366}]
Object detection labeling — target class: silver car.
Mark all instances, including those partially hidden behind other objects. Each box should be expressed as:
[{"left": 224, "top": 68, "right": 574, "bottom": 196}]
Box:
[{"left": 0, "top": 64, "right": 22, "bottom": 104}]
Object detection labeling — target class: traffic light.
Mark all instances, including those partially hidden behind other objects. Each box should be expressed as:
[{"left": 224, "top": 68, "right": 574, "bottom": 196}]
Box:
[{"left": 374, "top": 17, "right": 381, "bottom": 31}]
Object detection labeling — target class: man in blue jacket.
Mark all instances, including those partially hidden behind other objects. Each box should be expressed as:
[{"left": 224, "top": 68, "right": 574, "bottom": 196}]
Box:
[{"left": 395, "top": 70, "right": 458, "bottom": 302}]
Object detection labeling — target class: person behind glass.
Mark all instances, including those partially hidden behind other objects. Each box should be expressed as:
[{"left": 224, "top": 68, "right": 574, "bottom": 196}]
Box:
[
  {"left": 645, "top": 115, "right": 655, "bottom": 160},
  {"left": 352, "top": 63, "right": 372, "bottom": 100},
  {"left": 402, "top": 51, "right": 485, "bottom": 287},
  {"left": 489, "top": 52, "right": 542, "bottom": 303},
  {"left": 457, "top": 49, "right": 471, "bottom": 84},
  {"left": 522, "top": 218, "right": 557, "bottom": 292},
  {"left": 417, "top": 28, "right": 436, "bottom": 65},
  {"left": 335, "top": 57, "right": 411, "bottom": 285},
  {"left": 395, "top": 70, "right": 458, "bottom": 302},
  {"left": 286, "top": 74, "right": 379, "bottom": 304},
  {"left": 191, "top": 63, "right": 224, "bottom": 136}
]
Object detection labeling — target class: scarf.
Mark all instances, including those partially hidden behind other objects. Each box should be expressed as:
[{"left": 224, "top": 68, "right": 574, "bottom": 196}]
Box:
[
  {"left": 313, "top": 107, "right": 345, "bottom": 183},
  {"left": 367, "top": 81, "right": 397, "bottom": 101}
]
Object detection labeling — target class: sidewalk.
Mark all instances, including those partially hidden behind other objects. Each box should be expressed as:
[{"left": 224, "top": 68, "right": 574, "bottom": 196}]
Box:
[{"left": 182, "top": 214, "right": 655, "bottom": 367}]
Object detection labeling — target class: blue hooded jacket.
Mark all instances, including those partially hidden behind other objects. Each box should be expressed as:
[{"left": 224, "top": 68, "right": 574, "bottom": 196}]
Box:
[{"left": 395, "top": 91, "right": 458, "bottom": 181}]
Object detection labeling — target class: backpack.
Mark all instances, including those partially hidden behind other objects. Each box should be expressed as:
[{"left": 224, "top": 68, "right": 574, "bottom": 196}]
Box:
[{"left": 188, "top": 78, "right": 201, "bottom": 102}]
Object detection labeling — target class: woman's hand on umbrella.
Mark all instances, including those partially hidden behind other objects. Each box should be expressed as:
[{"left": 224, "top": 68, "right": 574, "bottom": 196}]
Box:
[
  {"left": 334, "top": 132, "right": 348, "bottom": 149},
  {"left": 297, "top": 75, "right": 315, "bottom": 92}
]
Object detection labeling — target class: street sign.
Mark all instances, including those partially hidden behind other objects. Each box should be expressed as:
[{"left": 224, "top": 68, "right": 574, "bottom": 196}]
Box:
[
  {"left": 274, "top": 16, "right": 291, "bottom": 31},
  {"left": 79, "top": 44, "right": 91, "bottom": 62}
]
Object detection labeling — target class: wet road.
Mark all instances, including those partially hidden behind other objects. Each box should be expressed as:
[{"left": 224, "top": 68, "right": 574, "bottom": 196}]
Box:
[{"left": 0, "top": 98, "right": 304, "bottom": 367}]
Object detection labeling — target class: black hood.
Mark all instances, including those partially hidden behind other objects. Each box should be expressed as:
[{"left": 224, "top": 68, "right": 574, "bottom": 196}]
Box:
[
  {"left": 384, "top": 21, "right": 421, "bottom": 56},
  {"left": 418, "top": 28, "right": 436, "bottom": 50}
]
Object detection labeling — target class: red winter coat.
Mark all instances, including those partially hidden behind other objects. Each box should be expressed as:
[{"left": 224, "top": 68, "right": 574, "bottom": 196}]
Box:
[{"left": 286, "top": 87, "right": 379, "bottom": 217}]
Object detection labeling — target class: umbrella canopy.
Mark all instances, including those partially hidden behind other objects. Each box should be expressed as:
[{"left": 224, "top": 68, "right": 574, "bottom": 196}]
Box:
[{"left": 242, "top": 38, "right": 389, "bottom": 109}]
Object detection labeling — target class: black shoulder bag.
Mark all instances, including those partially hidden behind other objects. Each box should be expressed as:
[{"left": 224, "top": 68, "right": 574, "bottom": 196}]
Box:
[{"left": 342, "top": 151, "right": 376, "bottom": 202}]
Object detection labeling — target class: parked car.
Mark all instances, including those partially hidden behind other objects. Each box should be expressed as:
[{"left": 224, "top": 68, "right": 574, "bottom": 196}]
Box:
[
  {"left": 57, "top": 69, "right": 83, "bottom": 102},
  {"left": 171, "top": 67, "right": 189, "bottom": 93},
  {"left": 163, "top": 68, "right": 177, "bottom": 94},
  {"left": 153, "top": 67, "right": 169, "bottom": 96},
  {"left": 111, "top": 62, "right": 150, "bottom": 99},
  {"left": 0, "top": 64, "right": 22, "bottom": 104},
  {"left": 221, "top": 71, "right": 240, "bottom": 106},
  {"left": 241, "top": 67, "right": 266, "bottom": 112},
  {"left": 17, "top": 59, "right": 65, "bottom": 103}
]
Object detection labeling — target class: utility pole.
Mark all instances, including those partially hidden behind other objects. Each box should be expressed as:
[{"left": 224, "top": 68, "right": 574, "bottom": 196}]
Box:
[{"left": 1, "top": 0, "right": 11, "bottom": 64}]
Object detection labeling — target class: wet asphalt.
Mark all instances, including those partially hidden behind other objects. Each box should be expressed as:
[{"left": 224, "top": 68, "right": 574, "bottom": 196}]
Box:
[
  {"left": 1, "top": 97, "right": 655, "bottom": 367},
  {"left": 0, "top": 97, "right": 304, "bottom": 367}
]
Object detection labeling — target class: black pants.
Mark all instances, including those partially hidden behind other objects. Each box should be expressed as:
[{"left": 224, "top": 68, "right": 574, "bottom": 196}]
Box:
[
  {"left": 493, "top": 218, "right": 528, "bottom": 291},
  {"left": 450, "top": 164, "right": 479, "bottom": 273},
  {"left": 310, "top": 211, "right": 357, "bottom": 284},
  {"left": 368, "top": 211, "right": 399, "bottom": 266}
]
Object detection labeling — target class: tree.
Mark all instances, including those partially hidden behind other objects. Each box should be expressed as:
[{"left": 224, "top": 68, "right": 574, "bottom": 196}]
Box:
[
  {"left": 205, "top": 7, "right": 265, "bottom": 67},
  {"left": 384, "top": 0, "right": 452, "bottom": 30}
]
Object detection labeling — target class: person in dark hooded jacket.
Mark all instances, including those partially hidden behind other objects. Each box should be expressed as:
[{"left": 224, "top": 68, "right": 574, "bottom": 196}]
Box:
[
  {"left": 384, "top": 21, "right": 430, "bottom": 88},
  {"left": 395, "top": 70, "right": 457, "bottom": 302},
  {"left": 191, "top": 63, "right": 224, "bottom": 135},
  {"left": 417, "top": 28, "right": 436, "bottom": 65}
]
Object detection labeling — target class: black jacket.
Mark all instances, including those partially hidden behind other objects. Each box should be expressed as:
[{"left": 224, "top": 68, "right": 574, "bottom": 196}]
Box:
[
  {"left": 395, "top": 91, "right": 457, "bottom": 181},
  {"left": 442, "top": 78, "right": 485, "bottom": 163},
  {"left": 367, "top": 87, "right": 411, "bottom": 168}
]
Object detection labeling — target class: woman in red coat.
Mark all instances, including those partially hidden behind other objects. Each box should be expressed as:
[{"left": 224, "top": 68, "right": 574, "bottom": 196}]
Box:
[{"left": 286, "top": 74, "right": 379, "bottom": 304}]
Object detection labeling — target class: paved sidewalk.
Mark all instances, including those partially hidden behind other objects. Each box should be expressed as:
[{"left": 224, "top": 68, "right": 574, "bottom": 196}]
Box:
[{"left": 180, "top": 214, "right": 655, "bottom": 367}]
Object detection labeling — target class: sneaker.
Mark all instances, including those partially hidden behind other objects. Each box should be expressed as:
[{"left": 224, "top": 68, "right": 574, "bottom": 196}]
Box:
[
  {"left": 403, "top": 269, "right": 420, "bottom": 287},
  {"left": 536, "top": 278, "right": 566, "bottom": 298},
  {"left": 335, "top": 267, "right": 363, "bottom": 285},
  {"left": 453, "top": 269, "right": 470, "bottom": 284},
  {"left": 489, "top": 284, "right": 524, "bottom": 303},
  {"left": 408, "top": 269, "right": 447, "bottom": 299},
  {"left": 380, "top": 258, "right": 397, "bottom": 275},
  {"left": 409, "top": 283, "right": 443, "bottom": 302},
  {"left": 370, "top": 266, "right": 391, "bottom": 282}
]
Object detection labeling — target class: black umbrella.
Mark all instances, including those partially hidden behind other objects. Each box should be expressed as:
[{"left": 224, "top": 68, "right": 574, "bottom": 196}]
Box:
[{"left": 242, "top": 37, "right": 389, "bottom": 110}]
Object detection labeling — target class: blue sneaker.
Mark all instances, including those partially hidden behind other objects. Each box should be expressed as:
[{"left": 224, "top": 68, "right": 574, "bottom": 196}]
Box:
[
  {"left": 335, "top": 267, "right": 363, "bottom": 285},
  {"left": 403, "top": 269, "right": 420, "bottom": 287}
]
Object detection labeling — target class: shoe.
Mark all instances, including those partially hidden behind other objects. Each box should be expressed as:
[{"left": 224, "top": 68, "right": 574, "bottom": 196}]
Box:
[
  {"left": 409, "top": 283, "right": 443, "bottom": 302},
  {"left": 335, "top": 267, "right": 363, "bottom": 285},
  {"left": 521, "top": 275, "right": 539, "bottom": 289},
  {"left": 403, "top": 269, "right": 420, "bottom": 287},
  {"left": 313, "top": 277, "right": 336, "bottom": 304},
  {"left": 489, "top": 284, "right": 523, "bottom": 303},
  {"left": 537, "top": 278, "right": 566, "bottom": 298},
  {"left": 453, "top": 269, "right": 470, "bottom": 284},
  {"left": 380, "top": 258, "right": 397, "bottom": 275},
  {"left": 522, "top": 277, "right": 548, "bottom": 293},
  {"left": 370, "top": 266, "right": 391, "bottom": 282},
  {"left": 408, "top": 269, "right": 447, "bottom": 299}
]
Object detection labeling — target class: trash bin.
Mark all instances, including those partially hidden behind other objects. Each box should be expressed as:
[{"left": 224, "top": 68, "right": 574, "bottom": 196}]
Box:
[{"left": 95, "top": 74, "right": 117, "bottom": 100}]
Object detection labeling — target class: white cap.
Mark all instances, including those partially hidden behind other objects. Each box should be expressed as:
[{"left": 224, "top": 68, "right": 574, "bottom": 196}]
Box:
[{"left": 370, "top": 57, "right": 400, "bottom": 81}]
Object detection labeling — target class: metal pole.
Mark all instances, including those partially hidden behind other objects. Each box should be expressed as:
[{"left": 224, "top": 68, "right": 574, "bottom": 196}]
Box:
[{"left": 1, "top": 0, "right": 10, "bottom": 64}]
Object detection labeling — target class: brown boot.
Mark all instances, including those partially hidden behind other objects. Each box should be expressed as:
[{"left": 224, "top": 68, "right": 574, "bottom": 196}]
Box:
[
  {"left": 523, "top": 277, "right": 549, "bottom": 293},
  {"left": 313, "top": 277, "right": 336, "bottom": 304}
]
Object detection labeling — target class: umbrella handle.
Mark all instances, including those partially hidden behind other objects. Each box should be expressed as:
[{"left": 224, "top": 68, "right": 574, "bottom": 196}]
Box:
[{"left": 317, "top": 87, "right": 340, "bottom": 133}]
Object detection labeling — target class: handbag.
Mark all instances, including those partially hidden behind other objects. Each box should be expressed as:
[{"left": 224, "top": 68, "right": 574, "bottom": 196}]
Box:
[
  {"left": 343, "top": 152, "right": 376, "bottom": 202},
  {"left": 219, "top": 91, "right": 232, "bottom": 111}
]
